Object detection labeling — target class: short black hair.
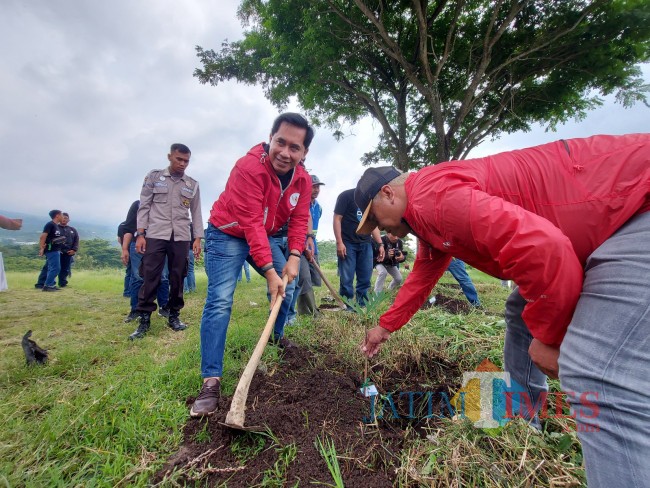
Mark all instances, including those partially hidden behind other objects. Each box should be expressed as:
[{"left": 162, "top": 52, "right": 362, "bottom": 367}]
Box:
[
  {"left": 270, "top": 113, "right": 315, "bottom": 149},
  {"left": 62, "top": 212, "right": 69, "bottom": 218},
  {"left": 170, "top": 143, "right": 191, "bottom": 154},
  {"left": 49, "top": 210, "right": 62, "bottom": 219}
]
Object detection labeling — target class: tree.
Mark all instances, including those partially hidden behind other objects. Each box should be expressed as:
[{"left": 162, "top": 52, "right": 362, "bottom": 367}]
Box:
[
  {"left": 195, "top": 0, "right": 650, "bottom": 169},
  {"left": 77, "top": 239, "right": 122, "bottom": 269}
]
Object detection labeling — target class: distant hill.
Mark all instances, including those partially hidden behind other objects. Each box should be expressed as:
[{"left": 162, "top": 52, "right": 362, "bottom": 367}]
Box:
[{"left": 0, "top": 210, "right": 118, "bottom": 246}]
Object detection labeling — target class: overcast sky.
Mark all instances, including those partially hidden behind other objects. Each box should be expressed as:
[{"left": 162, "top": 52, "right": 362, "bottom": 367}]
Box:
[{"left": 1, "top": 0, "right": 648, "bottom": 242}]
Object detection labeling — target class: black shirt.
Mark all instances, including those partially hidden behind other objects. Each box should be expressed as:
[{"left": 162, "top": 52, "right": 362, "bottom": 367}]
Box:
[
  {"left": 60, "top": 225, "right": 79, "bottom": 252},
  {"left": 120, "top": 200, "right": 140, "bottom": 236},
  {"left": 334, "top": 189, "right": 371, "bottom": 244},
  {"left": 43, "top": 221, "right": 63, "bottom": 252},
  {"left": 379, "top": 235, "right": 404, "bottom": 266}
]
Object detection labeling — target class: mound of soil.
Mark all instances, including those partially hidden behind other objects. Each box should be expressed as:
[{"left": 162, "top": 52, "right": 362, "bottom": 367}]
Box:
[
  {"left": 154, "top": 346, "right": 457, "bottom": 487},
  {"left": 420, "top": 293, "right": 472, "bottom": 314}
]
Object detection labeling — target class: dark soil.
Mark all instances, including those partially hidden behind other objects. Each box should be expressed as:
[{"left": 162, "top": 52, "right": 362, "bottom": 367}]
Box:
[
  {"left": 154, "top": 346, "right": 459, "bottom": 487},
  {"left": 421, "top": 293, "right": 472, "bottom": 314}
]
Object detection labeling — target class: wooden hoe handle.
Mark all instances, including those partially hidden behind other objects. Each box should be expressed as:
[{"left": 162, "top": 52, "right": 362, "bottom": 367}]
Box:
[{"left": 224, "top": 275, "right": 289, "bottom": 428}]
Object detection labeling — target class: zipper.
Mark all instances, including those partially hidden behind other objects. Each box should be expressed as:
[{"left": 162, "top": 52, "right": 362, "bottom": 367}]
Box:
[
  {"left": 218, "top": 222, "right": 239, "bottom": 230},
  {"left": 270, "top": 164, "right": 296, "bottom": 232}
]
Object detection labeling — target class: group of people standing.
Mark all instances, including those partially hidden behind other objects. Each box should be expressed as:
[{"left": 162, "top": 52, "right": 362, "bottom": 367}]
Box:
[
  {"left": 35, "top": 210, "right": 79, "bottom": 291},
  {"left": 26, "top": 113, "right": 646, "bottom": 487}
]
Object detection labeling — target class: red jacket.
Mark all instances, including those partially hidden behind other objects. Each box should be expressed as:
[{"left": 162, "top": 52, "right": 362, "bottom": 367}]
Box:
[
  {"left": 381, "top": 134, "right": 650, "bottom": 347},
  {"left": 209, "top": 143, "right": 312, "bottom": 268}
]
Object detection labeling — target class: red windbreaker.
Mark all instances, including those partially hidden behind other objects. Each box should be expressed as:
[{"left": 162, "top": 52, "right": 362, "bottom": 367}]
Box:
[
  {"left": 381, "top": 134, "right": 650, "bottom": 347},
  {"left": 209, "top": 143, "right": 312, "bottom": 268}
]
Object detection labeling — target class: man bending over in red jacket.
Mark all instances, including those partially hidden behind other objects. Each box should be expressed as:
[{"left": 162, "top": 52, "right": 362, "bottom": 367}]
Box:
[{"left": 356, "top": 134, "right": 650, "bottom": 488}]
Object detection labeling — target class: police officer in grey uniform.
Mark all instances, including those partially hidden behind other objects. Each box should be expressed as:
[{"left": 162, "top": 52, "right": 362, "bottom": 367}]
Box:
[{"left": 129, "top": 143, "right": 204, "bottom": 340}]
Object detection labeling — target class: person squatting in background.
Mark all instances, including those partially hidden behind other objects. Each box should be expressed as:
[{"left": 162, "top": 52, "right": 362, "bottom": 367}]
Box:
[{"left": 374, "top": 232, "right": 406, "bottom": 294}]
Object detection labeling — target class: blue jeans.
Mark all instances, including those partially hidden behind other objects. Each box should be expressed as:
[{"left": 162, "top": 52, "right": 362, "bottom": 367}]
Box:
[
  {"left": 43, "top": 251, "right": 61, "bottom": 287},
  {"left": 237, "top": 261, "right": 251, "bottom": 282},
  {"left": 256, "top": 235, "right": 297, "bottom": 332},
  {"left": 446, "top": 258, "right": 480, "bottom": 305},
  {"left": 503, "top": 288, "right": 546, "bottom": 430},
  {"left": 200, "top": 225, "right": 296, "bottom": 378},
  {"left": 183, "top": 248, "right": 195, "bottom": 293},
  {"left": 128, "top": 241, "right": 168, "bottom": 312},
  {"left": 286, "top": 279, "right": 300, "bottom": 324},
  {"left": 337, "top": 241, "right": 373, "bottom": 306},
  {"left": 123, "top": 258, "right": 132, "bottom": 296}
]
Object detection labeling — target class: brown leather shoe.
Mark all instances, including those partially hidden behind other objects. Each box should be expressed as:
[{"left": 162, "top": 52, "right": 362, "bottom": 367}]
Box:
[{"left": 189, "top": 378, "right": 221, "bottom": 417}]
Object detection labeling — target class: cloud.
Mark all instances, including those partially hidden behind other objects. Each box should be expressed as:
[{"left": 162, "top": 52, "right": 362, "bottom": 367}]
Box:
[{"left": 0, "top": 0, "right": 647, "bottom": 243}]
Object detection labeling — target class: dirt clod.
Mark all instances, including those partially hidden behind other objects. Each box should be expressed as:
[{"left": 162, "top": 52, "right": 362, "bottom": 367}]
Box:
[{"left": 154, "top": 346, "right": 457, "bottom": 487}]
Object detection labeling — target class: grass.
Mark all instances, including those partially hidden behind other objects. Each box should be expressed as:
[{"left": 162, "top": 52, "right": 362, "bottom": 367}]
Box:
[
  {"left": 314, "top": 435, "right": 344, "bottom": 488},
  {"left": 0, "top": 266, "right": 585, "bottom": 486},
  {"left": 0, "top": 269, "right": 273, "bottom": 487}
]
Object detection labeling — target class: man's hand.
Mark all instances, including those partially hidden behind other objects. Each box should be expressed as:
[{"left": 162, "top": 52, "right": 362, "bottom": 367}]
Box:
[
  {"left": 529, "top": 338, "right": 560, "bottom": 379},
  {"left": 306, "top": 236, "right": 315, "bottom": 255},
  {"left": 336, "top": 241, "right": 347, "bottom": 259},
  {"left": 192, "top": 238, "right": 202, "bottom": 260},
  {"left": 360, "top": 326, "right": 392, "bottom": 357},
  {"left": 265, "top": 269, "right": 285, "bottom": 310},
  {"left": 67, "top": 250, "right": 76, "bottom": 256},
  {"left": 135, "top": 236, "right": 146, "bottom": 254},
  {"left": 304, "top": 248, "right": 314, "bottom": 262},
  {"left": 283, "top": 254, "right": 300, "bottom": 282},
  {"left": 377, "top": 247, "right": 385, "bottom": 261},
  {"left": 121, "top": 248, "right": 130, "bottom": 266},
  {"left": 38, "top": 248, "right": 44, "bottom": 257}
]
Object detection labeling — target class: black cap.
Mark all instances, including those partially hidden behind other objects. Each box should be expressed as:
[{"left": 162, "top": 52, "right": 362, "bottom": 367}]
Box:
[
  {"left": 311, "top": 174, "right": 325, "bottom": 186},
  {"left": 354, "top": 166, "right": 401, "bottom": 234}
]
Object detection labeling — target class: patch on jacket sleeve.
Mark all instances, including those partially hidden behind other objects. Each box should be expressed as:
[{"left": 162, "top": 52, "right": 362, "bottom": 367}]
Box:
[{"left": 289, "top": 192, "right": 300, "bottom": 207}]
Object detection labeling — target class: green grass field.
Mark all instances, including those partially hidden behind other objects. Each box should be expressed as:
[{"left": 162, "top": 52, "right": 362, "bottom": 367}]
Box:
[{"left": 0, "top": 268, "right": 585, "bottom": 487}]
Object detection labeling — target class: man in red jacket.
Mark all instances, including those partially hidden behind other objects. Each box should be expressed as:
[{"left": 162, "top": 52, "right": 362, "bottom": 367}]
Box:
[
  {"left": 355, "top": 134, "right": 650, "bottom": 488},
  {"left": 190, "top": 113, "right": 314, "bottom": 418}
]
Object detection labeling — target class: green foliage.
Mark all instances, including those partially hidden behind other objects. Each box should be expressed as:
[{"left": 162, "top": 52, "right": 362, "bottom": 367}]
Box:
[
  {"left": 1, "top": 268, "right": 586, "bottom": 486},
  {"left": 196, "top": 0, "right": 650, "bottom": 168},
  {"left": 0, "top": 239, "right": 122, "bottom": 272},
  {"left": 0, "top": 269, "right": 276, "bottom": 487},
  {"left": 315, "top": 240, "right": 337, "bottom": 264},
  {"left": 258, "top": 443, "right": 298, "bottom": 487},
  {"left": 314, "top": 435, "right": 344, "bottom": 488},
  {"left": 77, "top": 238, "right": 122, "bottom": 268}
]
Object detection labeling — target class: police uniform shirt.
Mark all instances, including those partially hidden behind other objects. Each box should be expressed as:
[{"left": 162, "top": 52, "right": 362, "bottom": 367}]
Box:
[{"left": 137, "top": 168, "right": 204, "bottom": 241}]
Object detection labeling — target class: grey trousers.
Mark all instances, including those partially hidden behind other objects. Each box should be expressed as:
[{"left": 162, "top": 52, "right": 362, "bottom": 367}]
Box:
[
  {"left": 505, "top": 212, "right": 650, "bottom": 487},
  {"left": 374, "top": 264, "right": 403, "bottom": 293},
  {"left": 559, "top": 212, "right": 650, "bottom": 488}
]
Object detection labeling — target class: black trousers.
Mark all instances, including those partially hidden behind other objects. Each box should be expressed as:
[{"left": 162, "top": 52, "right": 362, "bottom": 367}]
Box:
[
  {"left": 136, "top": 237, "right": 190, "bottom": 313},
  {"left": 59, "top": 253, "right": 73, "bottom": 286}
]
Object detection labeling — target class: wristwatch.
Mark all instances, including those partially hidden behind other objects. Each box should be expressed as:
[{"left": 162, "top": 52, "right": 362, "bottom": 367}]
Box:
[{"left": 134, "top": 231, "right": 146, "bottom": 238}]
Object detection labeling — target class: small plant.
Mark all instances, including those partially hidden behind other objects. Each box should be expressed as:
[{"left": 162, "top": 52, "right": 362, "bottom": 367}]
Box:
[
  {"left": 343, "top": 290, "right": 390, "bottom": 325},
  {"left": 256, "top": 442, "right": 298, "bottom": 487},
  {"left": 230, "top": 432, "right": 267, "bottom": 463},
  {"left": 314, "top": 435, "right": 344, "bottom": 488},
  {"left": 193, "top": 421, "right": 211, "bottom": 444}
]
